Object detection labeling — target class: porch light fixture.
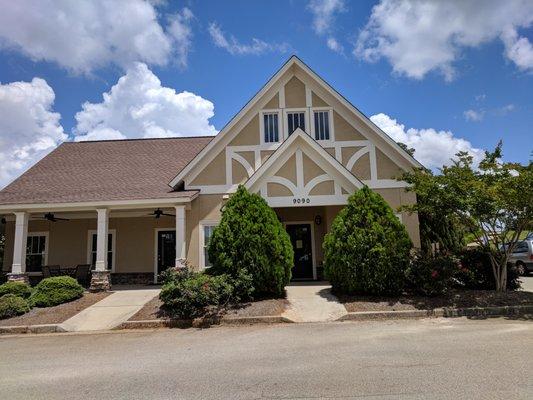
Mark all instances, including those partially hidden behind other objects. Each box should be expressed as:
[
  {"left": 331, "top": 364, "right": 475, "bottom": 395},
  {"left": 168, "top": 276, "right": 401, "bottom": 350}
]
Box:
[{"left": 314, "top": 215, "right": 322, "bottom": 226}]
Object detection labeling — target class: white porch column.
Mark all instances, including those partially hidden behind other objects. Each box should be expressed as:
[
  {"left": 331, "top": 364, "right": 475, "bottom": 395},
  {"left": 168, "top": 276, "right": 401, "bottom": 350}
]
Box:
[
  {"left": 90, "top": 208, "right": 111, "bottom": 291},
  {"left": 175, "top": 205, "right": 187, "bottom": 268},
  {"left": 9, "top": 212, "right": 29, "bottom": 282},
  {"left": 94, "top": 208, "right": 109, "bottom": 271}
]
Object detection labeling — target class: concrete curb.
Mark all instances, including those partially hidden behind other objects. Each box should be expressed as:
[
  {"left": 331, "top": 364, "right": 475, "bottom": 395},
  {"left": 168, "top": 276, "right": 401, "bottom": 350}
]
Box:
[
  {"left": 117, "top": 315, "right": 292, "bottom": 330},
  {"left": 338, "top": 304, "right": 533, "bottom": 321},
  {"left": 0, "top": 324, "right": 65, "bottom": 335}
]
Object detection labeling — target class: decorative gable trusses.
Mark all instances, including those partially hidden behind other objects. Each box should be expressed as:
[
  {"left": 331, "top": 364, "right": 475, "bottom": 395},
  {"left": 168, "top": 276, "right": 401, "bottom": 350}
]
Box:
[
  {"left": 169, "top": 56, "right": 423, "bottom": 193},
  {"left": 245, "top": 128, "right": 363, "bottom": 207}
]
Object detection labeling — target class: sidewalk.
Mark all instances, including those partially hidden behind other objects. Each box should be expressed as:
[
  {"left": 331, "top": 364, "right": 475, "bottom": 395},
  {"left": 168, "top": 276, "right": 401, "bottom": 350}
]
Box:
[
  {"left": 282, "top": 282, "right": 347, "bottom": 322},
  {"left": 60, "top": 287, "right": 160, "bottom": 332}
]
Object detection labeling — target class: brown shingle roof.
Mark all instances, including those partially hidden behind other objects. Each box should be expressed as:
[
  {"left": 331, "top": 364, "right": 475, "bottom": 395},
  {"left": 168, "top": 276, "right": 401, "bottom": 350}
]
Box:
[{"left": 0, "top": 136, "right": 213, "bottom": 205}]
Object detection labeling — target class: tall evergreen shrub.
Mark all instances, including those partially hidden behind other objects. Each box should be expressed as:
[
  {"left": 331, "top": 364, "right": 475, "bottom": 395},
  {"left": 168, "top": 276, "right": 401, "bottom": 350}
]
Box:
[
  {"left": 323, "top": 186, "right": 412, "bottom": 295},
  {"left": 208, "top": 186, "right": 293, "bottom": 297}
]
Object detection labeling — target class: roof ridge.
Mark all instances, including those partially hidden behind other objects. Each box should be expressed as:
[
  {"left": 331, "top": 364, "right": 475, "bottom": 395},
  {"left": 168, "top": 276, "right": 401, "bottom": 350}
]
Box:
[{"left": 62, "top": 135, "right": 215, "bottom": 144}]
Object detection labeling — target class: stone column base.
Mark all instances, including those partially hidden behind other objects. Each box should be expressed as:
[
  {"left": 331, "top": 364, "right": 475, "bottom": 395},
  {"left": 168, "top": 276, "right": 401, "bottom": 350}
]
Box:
[
  {"left": 89, "top": 270, "right": 111, "bottom": 292},
  {"left": 7, "top": 273, "right": 29, "bottom": 284}
]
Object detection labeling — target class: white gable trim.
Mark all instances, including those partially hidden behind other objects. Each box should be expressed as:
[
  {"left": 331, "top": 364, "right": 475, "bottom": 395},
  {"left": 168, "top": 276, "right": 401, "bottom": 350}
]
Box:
[
  {"left": 245, "top": 128, "right": 363, "bottom": 197},
  {"left": 169, "top": 59, "right": 296, "bottom": 188},
  {"left": 170, "top": 56, "right": 423, "bottom": 189}
]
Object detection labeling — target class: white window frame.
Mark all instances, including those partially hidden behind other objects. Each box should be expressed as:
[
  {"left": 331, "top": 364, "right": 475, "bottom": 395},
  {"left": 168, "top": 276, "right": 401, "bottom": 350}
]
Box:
[
  {"left": 283, "top": 108, "right": 308, "bottom": 139},
  {"left": 87, "top": 229, "right": 116, "bottom": 272},
  {"left": 260, "top": 109, "right": 283, "bottom": 145},
  {"left": 310, "top": 107, "right": 334, "bottom": 143},
  {"left": 199, "top": 220, "right": 218, "bottom": 269},
  {"left": 26, "top": 231, "right": 49, "bottom": 270}
]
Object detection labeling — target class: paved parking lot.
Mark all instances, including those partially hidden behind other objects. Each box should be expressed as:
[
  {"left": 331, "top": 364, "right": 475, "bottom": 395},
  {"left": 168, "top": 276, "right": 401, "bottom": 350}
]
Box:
[
  {"left": 1, "top": 317, "right": 531, "bottom": 399},
  {"left": 521, "top": 276, "right": 533, "bottom": 292}
]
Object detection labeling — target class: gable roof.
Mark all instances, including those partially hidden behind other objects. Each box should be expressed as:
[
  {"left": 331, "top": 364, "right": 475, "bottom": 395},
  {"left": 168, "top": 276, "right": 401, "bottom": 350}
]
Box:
[
  {"left": 169, "top": 55, "right": 423, "bottom": 188},
  {"left": 245, "top": 128, "right": 364, "bottom": 194},
  {"left": 0, "top": 136, "right": 212, "bottom": 206}
]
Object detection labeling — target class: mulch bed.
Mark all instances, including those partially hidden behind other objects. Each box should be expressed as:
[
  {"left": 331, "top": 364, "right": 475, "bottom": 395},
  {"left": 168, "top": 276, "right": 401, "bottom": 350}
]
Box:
[
  {"left": 225, "top": 298, "right": 289, "bottom": 317},
  {"left": 0, "top": 292, "right": 110, "bottom": 326},
  {"left": 338, "top": 289, "right": 533, "bottom": 313},
  {"left": 128, "top": 297, "right": 289, "bottom": 321}
]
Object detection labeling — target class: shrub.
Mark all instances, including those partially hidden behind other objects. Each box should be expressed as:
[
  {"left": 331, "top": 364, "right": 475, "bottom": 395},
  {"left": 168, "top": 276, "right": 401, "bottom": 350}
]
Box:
[
  {"left": 0, "top": 281, "right": 32, "bottom": 299},
  {"left": 324, "top": 186, "right": 412, "bottom": 295},
  {"left": 208, "top": 186, "right": 293, "bottom": 297},
  {"left": 405, "top": 253, "right": 461, "bottom": 296},
  {"left": 160, "top": 272, "right": 234, "bottom": 319},
  {"left": 458, "top": 249, "right": 521, "bottom": 291},
  {"left": 0, "top": 294, "right": 30, "bottom": 319},
  {"left": 158, "top": 265, "right": 195, "bottom": 285},
  {"left": 29, "top": 276, "right": 84, "bottom": 307}
]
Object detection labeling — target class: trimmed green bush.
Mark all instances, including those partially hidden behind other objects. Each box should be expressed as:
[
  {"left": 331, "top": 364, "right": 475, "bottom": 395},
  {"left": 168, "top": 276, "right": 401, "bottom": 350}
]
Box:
[
  {"left": 160, "top": 272, "right": 234, "bottom": 319},
  {"left": 208, "top": 185, "right": 293, "bottom": 297},
  {"left": 324, "top": 186, "right": 412, "bottom": 295},
  {"left": 405, "top": 253, "right": 461, "bottom": 296},
  {"left": 29, "top": 276, "right": 84, "bottom": 307},
  {"left": 0, "top": 281, "right": 32, "bottom": 299},
  {"left": 0, "top": 294, "right": 30, "bottom": 319}
]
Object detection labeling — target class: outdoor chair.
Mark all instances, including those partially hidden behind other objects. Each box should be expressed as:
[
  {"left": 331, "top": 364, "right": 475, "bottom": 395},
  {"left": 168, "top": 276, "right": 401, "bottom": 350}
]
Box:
[
  {"left": 42, "top": 265, "right": 60, "bottom": 278},
  {"left": 75, "top": 264, "right": 91, "bottom": 287}
]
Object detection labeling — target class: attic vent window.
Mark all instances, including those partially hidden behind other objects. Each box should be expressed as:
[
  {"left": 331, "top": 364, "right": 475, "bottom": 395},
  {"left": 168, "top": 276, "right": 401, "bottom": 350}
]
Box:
[
  {"left": 263, "top": 113, "right": 279, "bottom": 143},
  {"left": 287, "top": 112, "right": 305, "bottom": 135},
  {"left": 313, "top": 110, "right": 330, "bottom": 140}
]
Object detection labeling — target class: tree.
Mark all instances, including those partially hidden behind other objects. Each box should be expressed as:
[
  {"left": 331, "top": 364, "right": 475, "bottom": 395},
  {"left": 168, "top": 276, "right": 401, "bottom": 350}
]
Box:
[
  {"left": 323, "top": 186, "right": 412, "bottom": 295},
  {"left": 401, "top": 142, "right": 532, "bottom": 291},
  {"left": 208, "top": 185, "right": 293, "bottom": 297}
]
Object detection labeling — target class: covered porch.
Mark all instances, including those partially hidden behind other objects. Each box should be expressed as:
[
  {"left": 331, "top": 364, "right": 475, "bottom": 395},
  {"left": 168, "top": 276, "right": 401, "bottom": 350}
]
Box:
[{"left": 1, "top": 198, "right": 192, "bottom": 290}]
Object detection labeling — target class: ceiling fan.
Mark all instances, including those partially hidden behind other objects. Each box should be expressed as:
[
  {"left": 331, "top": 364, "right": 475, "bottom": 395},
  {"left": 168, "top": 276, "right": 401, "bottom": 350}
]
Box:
[
  {"left": 40, "top": 213, "right": 70, "bottom": 222},
  {"left": 149, "top": 208, "right": 175, "bottom": 219}
]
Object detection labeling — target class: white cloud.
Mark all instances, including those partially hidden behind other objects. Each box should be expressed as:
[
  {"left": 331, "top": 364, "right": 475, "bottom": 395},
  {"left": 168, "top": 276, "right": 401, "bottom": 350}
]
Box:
[
  {"left": 73, "top": 62, "right": 217, "bottom": 141},
  {"left": 167, "top": 7, "right": 194, "bottom": 68},
  {"left": 0, "top": 78, "right": 66, "bottom": 188},
  {"left": 307, "top": 0, "right": 346, "bottom": 35},
  {"left": 307, "top": 0, "right": 346, "bottom": 54},
  {"left": 355, "top": 0, "right": 533, "bottom": 80},
  {"left": 501, "top": 28, "right": 533, "bottom": 71},
  {"left": 0, "top": 0, "right": 194, "bottom": 73},
  {"left": 327, "top": 37, "right": 345, "bottom": 54},
  {"left": 208, "top": 23, "right": 290, "bottom": 55},
  {"left": 463, "top": 109, "right": 484, "bottom": 122},
  {"left": 370, "top": 113, "right": 484, "bottom": 169}
]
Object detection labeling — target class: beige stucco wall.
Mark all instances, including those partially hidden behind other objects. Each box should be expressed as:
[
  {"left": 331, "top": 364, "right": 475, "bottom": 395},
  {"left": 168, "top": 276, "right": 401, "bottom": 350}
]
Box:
[
  {"left": 284, "top": 76, "right": 306, "bottom": 108},
  {"left": 302, "top": 153, "right": 326, "bottom": 185},
  {"left": 334, "top": 111, "right": 366, "bottom": 141},
  {"left": 2, "top": 216, "right": 176, "bottom": 274},
  {"left": 273, "top": 154, "right": 297, "bottom": 184},
  {"left": 229, "top": 115, "right": 260, "bottom": 146},
  {"left": 190, "top": 150, "right": 226, "bottom": 186},
  {"left": 376, "top": 149, "right": 403, "bottom": 180},
  {"left": 312, "top": 92, "right": 329, "bottom": 107}
]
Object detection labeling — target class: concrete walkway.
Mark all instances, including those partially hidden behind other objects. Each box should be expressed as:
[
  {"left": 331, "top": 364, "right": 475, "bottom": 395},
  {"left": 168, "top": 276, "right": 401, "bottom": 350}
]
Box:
[
  {"left": 282, "top": 282, "right": 347, "bottom": 322},
  {"left": 61, "top": 287, "right": 160, "bottom": 332}
]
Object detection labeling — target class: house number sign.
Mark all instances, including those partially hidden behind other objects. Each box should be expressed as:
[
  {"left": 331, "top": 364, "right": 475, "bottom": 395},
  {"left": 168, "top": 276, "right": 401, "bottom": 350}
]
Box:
[{"left": 293, "top": 198, "right": 311, "bottom": 204}]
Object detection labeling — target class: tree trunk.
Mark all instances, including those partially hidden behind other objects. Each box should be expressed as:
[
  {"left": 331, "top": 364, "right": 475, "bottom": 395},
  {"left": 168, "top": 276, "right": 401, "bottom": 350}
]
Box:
[{"left": 489, "top": 255, "right": 505, "bottom": 292}]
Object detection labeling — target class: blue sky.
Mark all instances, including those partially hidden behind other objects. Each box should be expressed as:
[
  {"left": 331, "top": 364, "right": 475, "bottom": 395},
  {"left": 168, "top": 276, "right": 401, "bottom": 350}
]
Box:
[{"left": 0, "top": 0, "right": 532, "bottom": 187}]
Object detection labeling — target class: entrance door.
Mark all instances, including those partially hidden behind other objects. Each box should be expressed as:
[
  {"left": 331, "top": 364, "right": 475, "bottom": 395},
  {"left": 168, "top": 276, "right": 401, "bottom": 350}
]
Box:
[
  {"left": 286, "top": 223, "right": 314, "bottom": 280},
  {"left": 157, "top": 230, "right": 176, "bottom": 276}
]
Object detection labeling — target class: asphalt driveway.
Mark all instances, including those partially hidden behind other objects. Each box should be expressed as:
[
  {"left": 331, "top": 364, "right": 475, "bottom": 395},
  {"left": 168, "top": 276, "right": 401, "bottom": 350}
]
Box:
[{"left": 1, "top": 318, "right": 531, "bottom": 399}]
